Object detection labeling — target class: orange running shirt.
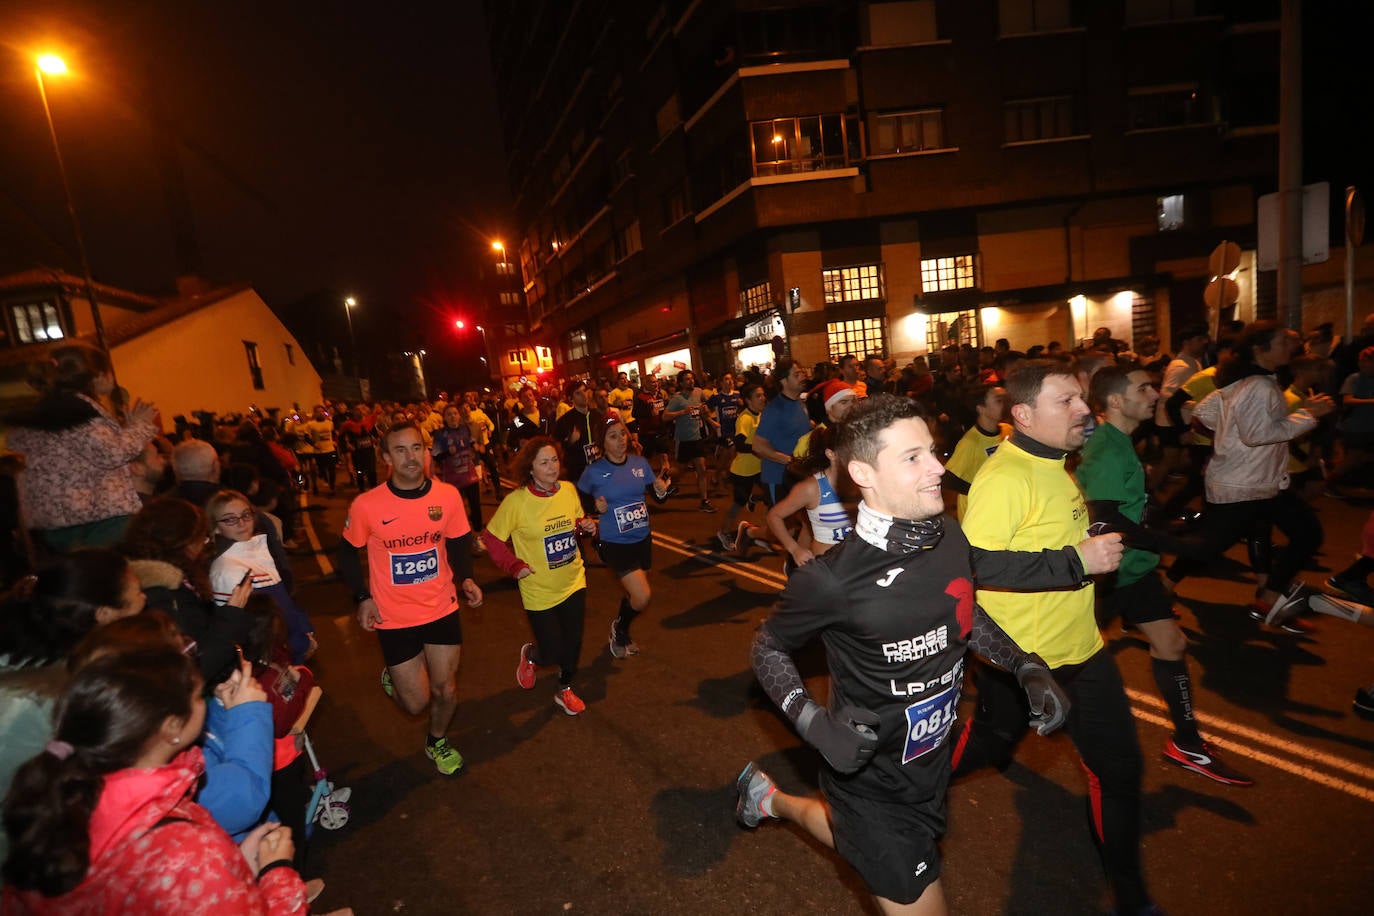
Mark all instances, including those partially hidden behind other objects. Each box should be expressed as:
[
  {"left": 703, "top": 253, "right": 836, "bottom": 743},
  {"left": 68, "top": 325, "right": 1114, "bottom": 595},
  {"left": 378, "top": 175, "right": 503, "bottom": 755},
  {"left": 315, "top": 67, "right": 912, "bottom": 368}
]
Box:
[{"left": 343, "top": 479, "right": 470, "bottom": 628}]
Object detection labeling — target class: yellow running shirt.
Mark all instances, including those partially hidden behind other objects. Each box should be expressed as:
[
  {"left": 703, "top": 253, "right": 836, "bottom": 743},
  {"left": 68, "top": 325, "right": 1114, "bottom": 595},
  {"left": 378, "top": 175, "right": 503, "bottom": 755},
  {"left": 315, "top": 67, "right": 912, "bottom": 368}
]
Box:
[
  {"left": 962, "top": 436, "right": 1099, "bottom": 668},
  {"left": 730, "top": 409, "right": 762, "bottom": 477},
  {"left": 485, "top": 482, "right": 587, "bottom": 611},
  {"left": 944, "top": 422, "right": 1012, "bottom": 520}
]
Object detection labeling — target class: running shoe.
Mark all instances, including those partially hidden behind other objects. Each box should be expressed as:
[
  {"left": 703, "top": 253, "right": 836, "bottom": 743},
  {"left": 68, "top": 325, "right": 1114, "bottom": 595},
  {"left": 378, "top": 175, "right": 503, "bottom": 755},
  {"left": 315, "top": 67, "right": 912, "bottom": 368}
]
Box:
[
  {"left": 1162, "top": 739, "right": 1253, "bottom": 786},
  {"left": 715, "top": 530, "right": 737, "bottom": 552},
  {"left": 380, "top": 668, "right": 394, "bottom": 698},
  {"left": 554, "top": 686, "right": 586, "bottom": 716},
  {"left": 1354, "top": 686, "right": 1374, "bottom": 721},
  {"left": 609, "top": 621, "right": 627, "bottom": 659},
  {"left": 735, "top": 761, "right": 778, "bottom": 828},
  {"left": 745, "top": 493, "right": 758, "bottom": 512},
  {"left": 699, "top": 499, "right": 717, "bottom": 513},
  {"left": 1327, "top": 575, "right": 1374, "bottom": 605},
  {"left": 424, "top": 737, "right": 465, "bottom": 775},
  {"left": 516, "top": 643, "right": 536, "bottom": 689},
  {"left": 1247, "top": 585, "right": 1314, "bottom": 633}
]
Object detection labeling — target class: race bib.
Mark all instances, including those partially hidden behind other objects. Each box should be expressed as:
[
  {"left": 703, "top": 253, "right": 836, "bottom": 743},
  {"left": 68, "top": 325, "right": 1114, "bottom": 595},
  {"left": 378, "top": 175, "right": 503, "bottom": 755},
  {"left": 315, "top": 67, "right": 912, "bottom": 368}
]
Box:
[
  {"left": 543, "top": 530, "right": 578, "bottom": 569},
  {"left": 390, "top": 548, "right": 440, "bottom": 586},
  {"left": 901, "top": 683, "right": 959, "bottom": 764},
  {"left": 830, "top": 525, "right": 854, "bottom": 541},
  {"left": 612, "top": 500, "right": 649, "bottom": 534},
  {"left": 583, "top": 442, "right": 600, "bottom": 464}
]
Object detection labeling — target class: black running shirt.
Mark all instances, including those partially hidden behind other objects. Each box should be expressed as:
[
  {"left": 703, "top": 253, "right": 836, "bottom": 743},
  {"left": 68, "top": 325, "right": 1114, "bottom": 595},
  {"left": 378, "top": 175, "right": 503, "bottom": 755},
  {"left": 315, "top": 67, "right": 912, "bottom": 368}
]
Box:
[{"left": 762, "top": 527, "right": 974, "bottom": 803}]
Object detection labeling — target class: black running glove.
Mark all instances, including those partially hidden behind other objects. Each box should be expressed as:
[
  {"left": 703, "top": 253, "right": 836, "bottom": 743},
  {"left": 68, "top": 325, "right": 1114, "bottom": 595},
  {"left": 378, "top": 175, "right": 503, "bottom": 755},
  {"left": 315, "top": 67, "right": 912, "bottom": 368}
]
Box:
[
  {"left": 1015, "top": 654, "right": 1070, "bottom": 736},
  {"left": 796, "top": 701, "right": 881, "bottom": 773}
]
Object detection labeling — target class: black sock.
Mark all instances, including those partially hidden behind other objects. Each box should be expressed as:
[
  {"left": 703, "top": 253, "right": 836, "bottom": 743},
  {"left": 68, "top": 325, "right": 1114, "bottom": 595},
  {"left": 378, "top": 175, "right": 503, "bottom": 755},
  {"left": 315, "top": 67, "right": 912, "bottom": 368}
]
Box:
[
  {"left": 1152, "top": 656, "right": 1202, "bottom": 747},
  {"left": 1336, "top": 556, "right": 1374, "bottom": 584},
  {"left": 615, "top": 597, "right": 640, "bottom": 643},
  {"left": 426, "top": 733, "right": 444, "bottom": 747}
]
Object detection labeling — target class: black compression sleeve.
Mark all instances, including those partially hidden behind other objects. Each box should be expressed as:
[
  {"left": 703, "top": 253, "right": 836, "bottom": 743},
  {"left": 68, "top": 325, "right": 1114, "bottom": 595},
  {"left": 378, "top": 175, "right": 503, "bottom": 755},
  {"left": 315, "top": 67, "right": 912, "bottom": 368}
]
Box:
[
  {"left": 968, "top": 603, "right": 1031, "bottom": 672},
  {"left": 942, "top": 469, "right": 971, "bottom": 495},
  {"left": 336, "top": 542, "right": 368, "bottom": 600},
  {"left": 446, "top": 534, "right": 474, "bottom": 582},
  {"left": 1085, "top": 500, "right": 1183, "bottom": 555},
  {"left": 971, "top": 546, "right": 1086, "bottom": 590},
  {"left": 734, "top": 432, "right": 752, "bottom": 453},
  {"left": 750, "top": 624, "right": 812, "bottom": 725}
]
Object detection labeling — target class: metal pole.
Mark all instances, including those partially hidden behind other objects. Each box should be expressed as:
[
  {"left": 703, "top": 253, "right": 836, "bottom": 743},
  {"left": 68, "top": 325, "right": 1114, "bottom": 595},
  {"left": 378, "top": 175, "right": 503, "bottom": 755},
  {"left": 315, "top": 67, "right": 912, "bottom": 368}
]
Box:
[
  {"left": 344, "top": 301, "right": 357, "bottom": 381},
  {"left": 1347, "top": 186, "right": 1360, "bottom": 341},
  {"left": 1278, "top": 0, "right": 1303, "bottom": 329},
  {"left": 36, "top": 68, "right": 110, "bottom": 359}
]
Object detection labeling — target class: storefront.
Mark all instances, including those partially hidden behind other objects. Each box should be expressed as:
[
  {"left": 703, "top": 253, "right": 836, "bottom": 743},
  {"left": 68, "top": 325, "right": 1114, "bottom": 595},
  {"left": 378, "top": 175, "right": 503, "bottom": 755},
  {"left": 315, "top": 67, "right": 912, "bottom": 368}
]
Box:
[
  {"left": 730, "top": 313, "right": 786, "bottom": 375},
  {"left": 642, "top": 346, "right": 693, "bottom": 379}
]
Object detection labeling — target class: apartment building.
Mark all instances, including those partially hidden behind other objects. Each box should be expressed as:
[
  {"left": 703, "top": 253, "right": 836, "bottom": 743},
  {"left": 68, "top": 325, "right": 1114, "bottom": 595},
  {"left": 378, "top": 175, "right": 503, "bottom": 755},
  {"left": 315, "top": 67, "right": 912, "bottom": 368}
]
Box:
[{"left": 483, "top": 0, "right": 1280, "bottom": 381}]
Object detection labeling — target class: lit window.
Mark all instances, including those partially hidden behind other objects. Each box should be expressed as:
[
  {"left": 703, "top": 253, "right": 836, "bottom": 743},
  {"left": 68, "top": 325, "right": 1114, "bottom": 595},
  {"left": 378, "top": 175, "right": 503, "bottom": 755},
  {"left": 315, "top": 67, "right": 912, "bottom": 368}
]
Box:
[
  {"left": 495, "top": 260, "right": 516, "bottom": 276},
  {"left": 508, "top": 348, "right": 530, "bottom": 366},
  {"left": 826, "top": 318, "right": 887, "bottom": 363},
  {"left": 565, "top": 330, "right": 589, "bottom": 362},
  {"left": 921, "top": 255, "right": 977, "bottom": 292},
  {"left": 1004, "top": 96, "right": 1077, "bottom": 143},
  {"left": 926, "top": 310, "right": 980, "bottom": 352},
  {"left": 739, "top": 281, "right": 773, "bottom": 316},
  {"left": 998, "top": 0, "right": 1073, "bottom": 35},
  {"left": 871, "top": 109, "right": 946, "bottom": 155},
  {"left": 750, "top": 115, "right": 852, "bottom": 176},
  {"left": 499, "top": 291, "right": 522, "bottom": 306},
  {"left": 1157, "top": 195, "right": 1185, "bottom": 231},
  {"left": 9, "top": 301, "right": 65, "bottom": 344},
  {"left": 822, "top": 264, "right": 884, "bottom": 304}
]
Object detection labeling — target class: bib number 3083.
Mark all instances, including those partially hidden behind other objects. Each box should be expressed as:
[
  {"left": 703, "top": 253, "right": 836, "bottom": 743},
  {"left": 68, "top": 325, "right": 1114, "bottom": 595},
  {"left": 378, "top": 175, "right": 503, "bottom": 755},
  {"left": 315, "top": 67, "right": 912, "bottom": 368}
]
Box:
[
  {"left": 902, "top": 683, "right": 959, "bottom": 764},
  {"left": 391, "top": 548, "right": 440, "bottom": 586}
]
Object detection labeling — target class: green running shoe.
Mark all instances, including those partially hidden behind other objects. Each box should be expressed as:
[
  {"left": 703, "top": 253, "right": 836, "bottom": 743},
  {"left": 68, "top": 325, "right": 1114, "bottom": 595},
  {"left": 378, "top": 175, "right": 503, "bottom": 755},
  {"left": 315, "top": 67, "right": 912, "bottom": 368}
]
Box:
[
  {"left": 425, "top": 738, "right": 465, "bottom": 775},
  {"left": 380, "top": 668, "right": 394, "bottom": 698}
]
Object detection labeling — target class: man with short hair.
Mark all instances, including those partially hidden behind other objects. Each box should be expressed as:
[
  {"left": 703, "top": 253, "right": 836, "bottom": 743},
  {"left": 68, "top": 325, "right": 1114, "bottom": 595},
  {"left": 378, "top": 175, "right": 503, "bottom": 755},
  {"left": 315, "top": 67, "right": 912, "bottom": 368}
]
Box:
[
  {"left": 554, "top": 379, "right": 604, "bottom": 486},
  {"left": 609, "top": 372, "right": 637, "bottom": 426},
  {"left": 1079, "top": 366, "right": 1251, "bottom": 785},
  {"left": 955, "top": 359, "right": 1155, "bottom": 915},
  {"left": 863, "top": 354, "right": 893, "bottom": 396},
  {"left": 507, "top": 385, "right": 549, "bottom": 453},
  {"left": 941, "top": 383, "right": 1010, "bottom": 521},
  {"left": 664, "top": 370, "right": 717, "bottom": 512},
  {"left": 736, "top": 394, "right": 1083, "bottom": 916},
  {"left": 751, "top": 358, "right": 811, "bottom": 506},
  {"left": 338, "top": 423, "right": 484, "bottom": 775}
]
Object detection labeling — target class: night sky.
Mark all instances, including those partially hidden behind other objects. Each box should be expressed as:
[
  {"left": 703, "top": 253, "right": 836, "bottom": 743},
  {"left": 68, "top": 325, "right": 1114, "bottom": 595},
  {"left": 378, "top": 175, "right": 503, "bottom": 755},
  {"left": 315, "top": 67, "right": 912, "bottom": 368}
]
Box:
[
  {"left": 0, "top": 0, "right": 508, "bottom": 390},
  {"left": 0, "top": 2, "right": 1370, "bottom": 393}
]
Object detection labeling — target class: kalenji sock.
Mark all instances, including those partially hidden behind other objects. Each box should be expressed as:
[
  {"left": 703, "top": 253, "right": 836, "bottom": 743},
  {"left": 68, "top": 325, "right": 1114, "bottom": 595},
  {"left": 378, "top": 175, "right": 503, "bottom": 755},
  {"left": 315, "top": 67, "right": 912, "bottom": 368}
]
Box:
[
  {"left": 615, "top": 596, "right": 639, "bottom": 643},
  {"left": 1152, "top": 656, "right": 1202, "bottom": 747}
]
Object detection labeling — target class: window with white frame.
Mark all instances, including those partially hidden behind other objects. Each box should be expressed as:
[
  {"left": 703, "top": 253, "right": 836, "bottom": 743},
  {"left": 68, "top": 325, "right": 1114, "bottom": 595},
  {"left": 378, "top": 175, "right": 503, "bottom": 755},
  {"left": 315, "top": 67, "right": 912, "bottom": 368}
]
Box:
[
  {"left": 565, "top": 330, "right": 589, "bottom": 362},
  {"left": 926, "top": 309, "right": 980, "bottom": 352},
  {"left": 8, "top": 300, "right": 65, "bottom": 344},
  {"left": 499, "top": 291, "right": 522, "bottom": 306},
  {"left": 507, "top": 348, "right": 531, "bottom": 367},
  {"left": 822, "top": 264, "right": 884, "bottom": 303},
  {"left": 1127, "top": 84, "right": 1207, "bottom": 130},
  {"left": 826, "top": 318, "right": 887, "bottom": 362},
  {"left": 921, "top": 255, "right": 977, "bottom": 292},
  {"left": 750, "top": 115, "right": 851, "bottom": 176},
  {"left": 1004, "top": 96, "right": 1077, "bottom": 143},
  {"left": 998, "top": 0, "right": 1073, "bottom": 35},
  {"left": 614, "top": 220, "right": 642, "bottom": 261},
  {"left": 740, "top": 280, "right": 773, "bottom": 316},
  {"left": 871, "top": 109, "right": 946, "bottom": 155}
]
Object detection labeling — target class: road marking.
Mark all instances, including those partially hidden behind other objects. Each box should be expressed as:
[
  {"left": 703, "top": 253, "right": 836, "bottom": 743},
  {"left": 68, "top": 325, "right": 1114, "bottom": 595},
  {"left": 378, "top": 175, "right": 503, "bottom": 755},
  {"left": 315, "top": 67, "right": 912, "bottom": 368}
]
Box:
[
  {"left": 1131, "top": 706, "right": 1374, "bottom": 803},
  {"left": 650, "top": 531, "right": 1374, "bottom": 801},
  {"left": 299, "top": 493, "right": 334, "bottom": 577}
]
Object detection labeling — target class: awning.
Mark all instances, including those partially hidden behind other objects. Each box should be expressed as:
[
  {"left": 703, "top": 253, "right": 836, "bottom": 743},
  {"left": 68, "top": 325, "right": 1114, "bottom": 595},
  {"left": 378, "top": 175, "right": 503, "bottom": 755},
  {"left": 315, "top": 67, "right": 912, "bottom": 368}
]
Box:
[
  {"left": 598, "top": 329, "right": 689, "bottom": 363},
  {"left": 913, "top": 273, "right": 1170, "bottom": 314}
]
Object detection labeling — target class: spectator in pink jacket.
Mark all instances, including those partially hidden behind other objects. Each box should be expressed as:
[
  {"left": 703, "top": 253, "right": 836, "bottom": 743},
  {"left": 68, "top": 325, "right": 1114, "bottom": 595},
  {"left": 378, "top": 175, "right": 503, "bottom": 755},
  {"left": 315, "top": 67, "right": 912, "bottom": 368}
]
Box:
[{"left": 2, "top": 645, "right": 307, "bottom": 915}]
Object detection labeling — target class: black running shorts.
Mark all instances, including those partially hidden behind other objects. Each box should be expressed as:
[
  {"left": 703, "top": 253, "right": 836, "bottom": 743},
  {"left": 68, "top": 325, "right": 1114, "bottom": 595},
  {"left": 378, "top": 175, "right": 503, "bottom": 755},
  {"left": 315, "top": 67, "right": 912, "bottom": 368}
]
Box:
[
  {"left": 597, "top": 536, "right": 652, "bottom": 577},
  {"left": 1098, "top": 568, "right": 1177, "bottom": 627},
  {"left": 825, "top": 784, "right": 943, "bottom": 905},
  {"left": 676, "top": 438, "right": 707, "bottom": 461},
  {"left": 729, "top": 472, "right": 766, "bottom": 508},
  {"left": 375, "top": 608, "right": 464, "bottom": 668}
]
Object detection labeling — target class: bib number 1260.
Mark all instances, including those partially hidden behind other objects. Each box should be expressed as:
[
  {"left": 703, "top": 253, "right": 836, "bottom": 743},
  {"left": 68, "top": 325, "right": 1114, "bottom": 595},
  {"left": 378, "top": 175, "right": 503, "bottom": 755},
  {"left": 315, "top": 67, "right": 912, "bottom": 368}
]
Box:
[{"left": 391, "top": 548, "right": 440, "bottom": 585}]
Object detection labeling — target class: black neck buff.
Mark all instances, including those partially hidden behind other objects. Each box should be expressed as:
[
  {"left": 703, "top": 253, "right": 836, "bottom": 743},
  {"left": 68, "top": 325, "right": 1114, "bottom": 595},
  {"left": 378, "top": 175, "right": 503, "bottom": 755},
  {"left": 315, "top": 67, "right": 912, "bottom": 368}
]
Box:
[{"left": 855, "top": 501, "right": 944, "bottom": 554}]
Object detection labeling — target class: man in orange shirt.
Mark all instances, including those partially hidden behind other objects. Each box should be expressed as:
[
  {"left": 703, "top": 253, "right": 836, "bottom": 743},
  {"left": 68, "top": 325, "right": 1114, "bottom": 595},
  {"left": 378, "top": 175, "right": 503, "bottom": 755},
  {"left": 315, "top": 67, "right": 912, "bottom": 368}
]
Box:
[{"left": 338, "top": 422, "right": 484, "bottom": 774}]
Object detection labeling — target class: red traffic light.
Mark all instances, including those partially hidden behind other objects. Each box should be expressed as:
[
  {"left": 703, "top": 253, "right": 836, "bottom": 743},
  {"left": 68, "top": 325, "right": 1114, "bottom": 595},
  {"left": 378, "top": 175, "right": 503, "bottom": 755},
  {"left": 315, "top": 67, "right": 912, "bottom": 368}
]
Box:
[{"left": 455, "top": 319, "right": 466, "bottom": 330}]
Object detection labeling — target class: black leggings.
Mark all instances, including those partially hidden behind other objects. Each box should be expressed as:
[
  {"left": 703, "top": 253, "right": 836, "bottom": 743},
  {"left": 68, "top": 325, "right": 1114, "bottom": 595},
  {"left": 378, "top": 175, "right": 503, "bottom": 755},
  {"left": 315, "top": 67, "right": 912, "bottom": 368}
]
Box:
[
  {"left": 525, "top": 588, "right": 586, "bottom": 688},
  {"left": 459, "top": 482, "right": 482, "bottom": 535},
  {"left": 952, "top": 650, "right": 1148, "bottom": 913},
  {"left": 1167, "top": 488, "right": 1322, "bottom": 593}
]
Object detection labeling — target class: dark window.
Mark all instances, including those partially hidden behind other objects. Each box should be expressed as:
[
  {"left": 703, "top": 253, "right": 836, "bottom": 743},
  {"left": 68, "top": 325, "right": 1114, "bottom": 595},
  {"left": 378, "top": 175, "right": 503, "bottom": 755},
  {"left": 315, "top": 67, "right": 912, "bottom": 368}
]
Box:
[
  {"left": 1128, "top": 85, "right": 1210, "bottom": 130},
  {"left": 284, "top": 343, "right": 295, "bottom": 366},
  {"left": 998, "top": 0, "right": 1074, "bottom": 35},
  {"left": 243, "top": 340, "right": 265, "bottom": 390},
  {"left": 871, "top": 109, "right": 946, "bottom": 154},
  {"left": 662, "top": 181, "right": 691, "bottom": 227},
  {"left": 1004, "top": 96, "right": 1077, "bottom": 143}
]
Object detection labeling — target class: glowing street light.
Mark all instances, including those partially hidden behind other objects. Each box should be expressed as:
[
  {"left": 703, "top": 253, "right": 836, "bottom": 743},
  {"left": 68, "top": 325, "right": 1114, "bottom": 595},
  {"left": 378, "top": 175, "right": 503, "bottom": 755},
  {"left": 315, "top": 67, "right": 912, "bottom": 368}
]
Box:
[
  {"left": 343, "top": 296, "right": 359, "bottom": 387},
  {"left": 34, "top": 53, "right": 109, "bottom": 359}
]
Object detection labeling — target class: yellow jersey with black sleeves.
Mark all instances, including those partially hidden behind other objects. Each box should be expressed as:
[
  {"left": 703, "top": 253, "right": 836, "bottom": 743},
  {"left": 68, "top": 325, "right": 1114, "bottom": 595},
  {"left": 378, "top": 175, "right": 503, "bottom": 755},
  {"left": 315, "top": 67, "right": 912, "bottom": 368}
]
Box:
[
  {"left": 485, "top": 482, "right": 587, "bottom": 611},
  {"left": 961, "top": 436, "right": 1099, "bottom": 668}
]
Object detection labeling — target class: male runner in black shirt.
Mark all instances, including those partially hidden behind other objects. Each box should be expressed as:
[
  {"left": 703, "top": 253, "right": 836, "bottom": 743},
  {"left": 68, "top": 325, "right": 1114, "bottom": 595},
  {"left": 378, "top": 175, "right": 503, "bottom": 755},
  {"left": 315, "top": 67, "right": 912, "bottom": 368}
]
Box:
[{"left": 736, "top": 395, "right": 1122, "bottom": 914}]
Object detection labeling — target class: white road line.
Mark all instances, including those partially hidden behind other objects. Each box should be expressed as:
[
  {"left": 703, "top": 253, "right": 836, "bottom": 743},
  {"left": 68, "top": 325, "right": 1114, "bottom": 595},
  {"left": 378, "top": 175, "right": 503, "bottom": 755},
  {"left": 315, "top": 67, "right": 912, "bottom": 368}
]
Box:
[
  {"left": 1125, "top": 687, "right": 1374, "bottom": 782},
  {"left": 1131, "top": 707, "right": 1374, "bottom": 803},
  {"left": 648, "top": 530, "right": 1374, "bottom": 799},
  {"left": 299, "top": 493, "right": 334, "bottom": 576}
]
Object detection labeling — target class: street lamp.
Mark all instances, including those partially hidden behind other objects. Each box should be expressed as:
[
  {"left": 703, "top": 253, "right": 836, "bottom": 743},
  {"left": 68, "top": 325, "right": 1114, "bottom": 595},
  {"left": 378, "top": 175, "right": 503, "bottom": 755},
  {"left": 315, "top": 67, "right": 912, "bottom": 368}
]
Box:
[
  {"left": 343, "top": 296, "right": 359, "bottom": 389},
  {"left": 35, "top": 53, "right": 109, "bottom": 358}
]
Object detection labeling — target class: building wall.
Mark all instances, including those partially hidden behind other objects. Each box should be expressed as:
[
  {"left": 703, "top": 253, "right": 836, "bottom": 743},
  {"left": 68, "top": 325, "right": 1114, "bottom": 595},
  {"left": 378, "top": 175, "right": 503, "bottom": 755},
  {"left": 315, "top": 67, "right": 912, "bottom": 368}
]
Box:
[{"left": 112, "top": 289, "right": 321, "bottom": 420}]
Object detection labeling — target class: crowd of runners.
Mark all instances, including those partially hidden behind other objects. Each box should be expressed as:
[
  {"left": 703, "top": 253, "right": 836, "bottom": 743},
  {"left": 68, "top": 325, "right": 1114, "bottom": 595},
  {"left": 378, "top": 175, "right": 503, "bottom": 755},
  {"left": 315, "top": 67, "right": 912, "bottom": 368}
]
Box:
[{"left": 1, "top": 311, "right": 1373, "bottom": 913}]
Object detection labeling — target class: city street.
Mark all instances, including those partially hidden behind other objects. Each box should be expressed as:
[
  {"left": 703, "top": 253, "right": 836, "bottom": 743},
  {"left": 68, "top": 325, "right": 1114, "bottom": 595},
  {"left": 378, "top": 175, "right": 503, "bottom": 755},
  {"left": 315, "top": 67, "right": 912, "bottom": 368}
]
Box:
[{"left": 291, "top": 482, "right": 1374, "bottom": 916}]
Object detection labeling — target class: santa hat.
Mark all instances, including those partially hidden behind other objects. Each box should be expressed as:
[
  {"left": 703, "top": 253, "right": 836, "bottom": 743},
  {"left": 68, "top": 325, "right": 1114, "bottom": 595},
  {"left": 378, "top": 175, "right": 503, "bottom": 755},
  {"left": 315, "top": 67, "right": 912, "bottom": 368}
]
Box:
[{"left": 820, "top": 380, "right": 857, "bottom": 412}]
